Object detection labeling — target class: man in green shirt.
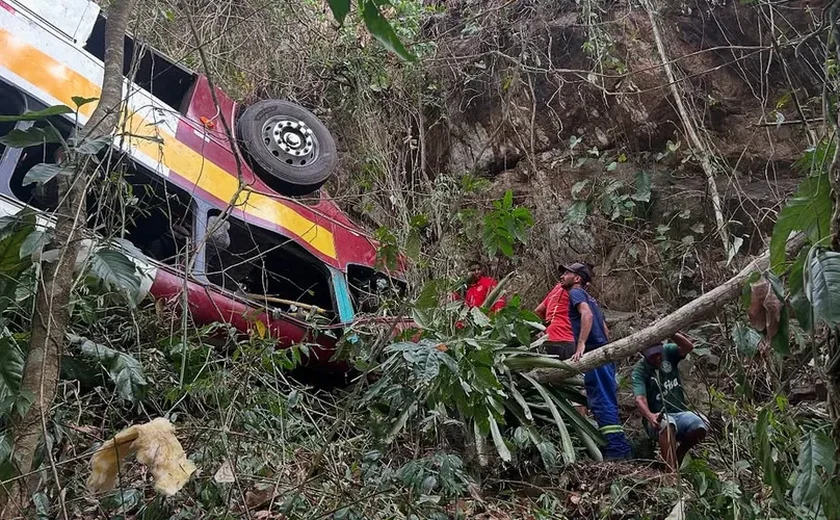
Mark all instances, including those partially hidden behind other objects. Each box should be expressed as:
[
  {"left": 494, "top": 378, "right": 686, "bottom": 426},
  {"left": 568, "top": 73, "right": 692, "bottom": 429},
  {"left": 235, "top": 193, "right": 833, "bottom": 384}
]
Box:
[{"left": 632, "top": 332, "right": 708, "bottom": 470}]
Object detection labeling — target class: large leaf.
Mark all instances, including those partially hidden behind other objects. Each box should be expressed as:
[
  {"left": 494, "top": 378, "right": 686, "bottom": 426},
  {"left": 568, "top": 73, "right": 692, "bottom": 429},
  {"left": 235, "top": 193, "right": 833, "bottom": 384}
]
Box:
[
  {"left": 793, "top": 431, "right": 836, "bottom": 507},
  {"left": 22, "top": 163, "right": 73, "bottom": 186},
  {"left": 327, "top": 0, "right": 351, "bottom": 25},
  {"left": 631, "top": 170, "right": 651, "bottom": 202},
  {"left": 766, "top": 272, "right": 790, "bottom": 355},
  {"left": 0, "top": 105, "right": 72, "bottom": 122},
  {"left": 731, "top": 322, "right": 761, "bottom": 358},
  {"left": 789, "top": 249, "right": 812, "bottom": 331},
  {"left": 488, "top": 416, "right": 511, "bottom": 462},
  {"left": 770, "top": 174, "right": 832, "bottom": 272},
  {"left": 0, "top": 336, "right": 24, "bottom": 415},
  {"left": 804, "top": 248, "right": 840, "bottom": 327},
  {"left": 0, "top": 126, "right": 63, "bottom": 148},
  {"left": 88, "top": 248, "right": 141, "bottom": 296},
  {"left": 71, "top": 335, "right": 146, "bottom": 402},
  {"left": 361, "top": 0, "right": 416, "bottom": 62},
  {"left": 0, "top": 212, "right": 36, "bottom": 275},
  {"left": 521, "top": 374, "right": 575, "bottom": 464}
]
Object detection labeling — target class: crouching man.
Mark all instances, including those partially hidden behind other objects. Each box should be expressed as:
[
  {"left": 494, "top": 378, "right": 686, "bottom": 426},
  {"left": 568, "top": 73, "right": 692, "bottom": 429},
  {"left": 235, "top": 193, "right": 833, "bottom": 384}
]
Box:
[{"left": 632, "top": 333, "right": 708, "bottom": 471}]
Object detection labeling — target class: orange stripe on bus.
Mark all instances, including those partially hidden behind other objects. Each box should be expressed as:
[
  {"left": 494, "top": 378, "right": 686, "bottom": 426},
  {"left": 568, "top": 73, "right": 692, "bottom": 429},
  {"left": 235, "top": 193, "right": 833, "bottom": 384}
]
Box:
[{"left": 0, "top": 27, "right": 337, "bottom": 259}]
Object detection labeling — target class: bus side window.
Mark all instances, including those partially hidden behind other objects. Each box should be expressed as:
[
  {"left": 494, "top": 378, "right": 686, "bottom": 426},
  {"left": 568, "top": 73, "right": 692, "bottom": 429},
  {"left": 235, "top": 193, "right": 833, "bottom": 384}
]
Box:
[
  {"left": 204, "top": 212, "right": 336, "bottom": 316},
  {"left": 86, "top": 156, "right": 194, "bottom": 267},
  {"left": 8, "top": 117, "right": 74, "bottom": 212},
  {"left": 0, "top": 84, "right": 25, "bottom": 159}
]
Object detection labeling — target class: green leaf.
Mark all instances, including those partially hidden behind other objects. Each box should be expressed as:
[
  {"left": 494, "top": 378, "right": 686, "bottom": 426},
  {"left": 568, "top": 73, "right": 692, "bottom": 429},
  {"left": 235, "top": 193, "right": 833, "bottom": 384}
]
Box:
[
  {"left": 71, "top": 96, "right": 98, "bottom": 108},
  {"left": 789, "top": 250, "right": 813, "bottom": 331},
  {"left": 770, "top": 174, "right": 832, "bottom": 272},
  {"left": 0, "top": 104, "right": 72, "bottom": 122},
  {"left": 386, "top": 402, "right": 416, "bottom": 443},
  {"left": 804, "top": 248, "right": 840, "bottom": 327},
  {"left": 506, "top": 380, "right": 533, "bottom": 421},
  {"left": 731, "top": 322, "right": 761, "bottom": 357},
  {"left": 565, "top": 200, "right": 588, "bottom": 224},
  {"left": 766, "top": 272, "right": 790, "bottom": 355},
  {"left": 793, "top": 431, "right": 836, "bottom": 507},
  {"left": 361, "top": 0, "right": 416, "bottom": 62},
  {"left": 0, "top": 126, "right": 63, "bottom": 147},
  {"left": 631, "top": 170, "right": 651, "bottom": 202},
  {"left": 327, "top": 0, "right": 351, "bottom": 25},
  {"left": 0, "top": 212, "right": 36, "bottom": 274},
  {"left": 521, "top": 374, "right": 575, "bottom": 464},
  {"left": 488, "top": 416, "right": 511, "bottom": 462},
  {"left": 69, "top": 134, "right": 112, "bottom": 155},
  {"left": 470, "top": 306, "right": 490, "bottom": 327},
  {"left": 22, "top": 163, "right": 73, "bottom": 186},
  {"left": 535, "top": 441, "right": 557, "bottom": 469},
  {"left": 88, "top": 248, "right": 141, "bottom": 295},
  {"left": 71, "top": 335, "right": 146, "bottom": 402},
  {"left": 415, "top": 279, "right": 443, "bottom": 309},
  {"left": 0, "top": 337, "right": 24, "bottom": 415},
  {"left": 0, "top": 433, "right": 11, "bottom": 463},
  {"left": 405, "top": 228, "right": 421, "bottom": 261},
  {"left": 19, "top": 230, "right": 49, "bottom": 259}
]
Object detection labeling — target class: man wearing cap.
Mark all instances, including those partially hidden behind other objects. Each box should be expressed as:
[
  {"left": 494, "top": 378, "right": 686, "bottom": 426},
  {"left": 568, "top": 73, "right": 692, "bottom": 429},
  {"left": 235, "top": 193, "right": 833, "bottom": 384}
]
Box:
[
  {"left": 632, "top": 333, "right": 707, "bottom": 470},
  {"left": 560, "top": 262, "right": 632, "bottom": 460}
]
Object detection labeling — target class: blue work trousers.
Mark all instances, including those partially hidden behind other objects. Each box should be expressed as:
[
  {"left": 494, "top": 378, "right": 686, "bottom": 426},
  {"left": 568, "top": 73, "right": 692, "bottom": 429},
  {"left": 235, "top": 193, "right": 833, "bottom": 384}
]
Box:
[{"left": 584, "top": 361, "right": 632, "bottom": 459}]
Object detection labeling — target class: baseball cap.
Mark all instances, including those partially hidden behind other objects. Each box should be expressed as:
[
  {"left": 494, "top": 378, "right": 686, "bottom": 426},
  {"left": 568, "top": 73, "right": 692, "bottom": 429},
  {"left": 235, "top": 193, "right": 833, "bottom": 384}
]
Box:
[
  {"left": 561, "top": 262, "right": 593, "bottom": 284},
  {"left": 643, "top": 343, "right": 663, "bottom": 359}
]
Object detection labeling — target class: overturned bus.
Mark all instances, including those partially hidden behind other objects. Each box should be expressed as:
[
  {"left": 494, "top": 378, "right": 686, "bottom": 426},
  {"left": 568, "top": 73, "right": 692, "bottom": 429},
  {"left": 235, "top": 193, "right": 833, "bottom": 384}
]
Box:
[{"left": 0, "top": 0, "right": 405, "bottom": 367}]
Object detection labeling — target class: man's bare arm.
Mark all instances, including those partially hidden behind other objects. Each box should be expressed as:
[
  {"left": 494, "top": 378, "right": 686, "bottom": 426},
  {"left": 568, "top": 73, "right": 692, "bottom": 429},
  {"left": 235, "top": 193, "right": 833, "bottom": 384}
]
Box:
[
  {"left": 572, "top": 302, "right": 593, "bottom": 361},
  {"left": 672, "top": 332, "right": 694, "bottom": 357},
  {"left": 635, "top": 395, "right": 659, "bottom": 427},
  {"left": 535, "top": 302, "right": 547, "bottom": 320}
]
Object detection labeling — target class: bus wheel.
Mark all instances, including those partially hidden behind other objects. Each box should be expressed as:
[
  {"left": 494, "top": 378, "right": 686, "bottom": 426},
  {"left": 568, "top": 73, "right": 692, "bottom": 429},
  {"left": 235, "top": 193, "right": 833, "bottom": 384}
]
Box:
[{"left": 237, "top": 100, "right": 337, "bottom": 196}]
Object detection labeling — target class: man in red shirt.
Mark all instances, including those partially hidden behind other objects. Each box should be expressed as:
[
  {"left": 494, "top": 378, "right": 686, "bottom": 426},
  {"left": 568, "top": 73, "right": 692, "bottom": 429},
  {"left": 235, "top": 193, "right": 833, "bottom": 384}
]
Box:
[
  {"left": 534, "top": 282, "right": 575, "bottom": 357},
  {"left": 457, "top": 261, "right": 505, "bottom": 313}
]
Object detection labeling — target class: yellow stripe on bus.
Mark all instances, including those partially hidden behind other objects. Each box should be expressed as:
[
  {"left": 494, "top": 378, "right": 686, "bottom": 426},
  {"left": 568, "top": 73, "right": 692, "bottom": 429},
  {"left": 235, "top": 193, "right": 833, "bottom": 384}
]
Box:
[{"left": 0, "top": 28, "right": 337, "bottom": 259}]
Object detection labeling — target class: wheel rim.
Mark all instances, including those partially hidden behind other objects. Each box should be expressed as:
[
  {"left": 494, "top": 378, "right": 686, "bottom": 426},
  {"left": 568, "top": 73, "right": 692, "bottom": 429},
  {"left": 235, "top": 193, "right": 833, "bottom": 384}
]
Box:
[{"left": 261, "top": 116, "right": 320, "bottom": 167}]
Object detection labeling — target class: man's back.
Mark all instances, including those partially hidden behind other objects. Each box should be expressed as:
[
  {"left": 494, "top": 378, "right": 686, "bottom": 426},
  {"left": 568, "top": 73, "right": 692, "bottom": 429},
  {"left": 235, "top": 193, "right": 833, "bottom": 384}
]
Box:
[{"left": 568, "top": 287, "right": 609, "bottom": 349}]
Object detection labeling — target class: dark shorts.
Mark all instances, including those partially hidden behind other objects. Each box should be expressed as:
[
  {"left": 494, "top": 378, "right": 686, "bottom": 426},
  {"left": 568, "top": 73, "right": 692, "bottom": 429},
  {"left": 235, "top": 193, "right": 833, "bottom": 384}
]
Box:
[{"left": 543, "top": 341, "right": 575, "bottom": 359}]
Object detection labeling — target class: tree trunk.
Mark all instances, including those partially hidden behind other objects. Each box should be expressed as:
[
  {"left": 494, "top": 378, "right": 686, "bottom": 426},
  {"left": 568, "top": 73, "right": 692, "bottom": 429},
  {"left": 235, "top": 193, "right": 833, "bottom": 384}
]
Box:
[
  {"left": 528, "top": 234, "right": 807, "bottom": 386},
  {"left": 0, "top": 0, "right": 135, "bottom": 516}
]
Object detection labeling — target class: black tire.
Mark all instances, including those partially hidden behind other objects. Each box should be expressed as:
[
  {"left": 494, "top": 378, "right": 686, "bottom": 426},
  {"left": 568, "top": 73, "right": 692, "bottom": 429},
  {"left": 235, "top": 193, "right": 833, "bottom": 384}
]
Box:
[{"left": 237, "top": 100, "right": 337, "bottom": 196}]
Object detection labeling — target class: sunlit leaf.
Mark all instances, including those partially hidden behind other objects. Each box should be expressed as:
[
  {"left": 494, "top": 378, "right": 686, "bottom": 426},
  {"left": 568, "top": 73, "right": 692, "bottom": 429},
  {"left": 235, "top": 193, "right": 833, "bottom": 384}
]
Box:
[
  {"left": 326, "top": 0, "right": 351, "bottom": 25},
  {"left": 0, "top": 126, "right": 63, "bottom": 148},
  {"left": 87, "top": 248, "right": 140, "bottom": 296},
  {"left": 0, "top": 104, "right": 72, "bottom": 122},
  {"left": 521, "top": 374, "right": 575, "bottom": 464},
  {"left": 488, "top": 416, "right": 511, "bottom": 462},
  {"left": 22, "top": 163, "right": 73, "bottom": 186},
  {"left": 361, "top": 0, "right": 416, "bottom": 62},
  {"left": 770, "top": 173, "right": 832, "bottom": 272}
]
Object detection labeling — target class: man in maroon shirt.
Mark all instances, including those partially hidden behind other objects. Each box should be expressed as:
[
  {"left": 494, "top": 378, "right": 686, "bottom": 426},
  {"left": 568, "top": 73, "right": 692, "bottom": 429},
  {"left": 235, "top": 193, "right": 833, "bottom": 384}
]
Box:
[{"left": 457, "top": 261, "right": 505, "bottom": 313}]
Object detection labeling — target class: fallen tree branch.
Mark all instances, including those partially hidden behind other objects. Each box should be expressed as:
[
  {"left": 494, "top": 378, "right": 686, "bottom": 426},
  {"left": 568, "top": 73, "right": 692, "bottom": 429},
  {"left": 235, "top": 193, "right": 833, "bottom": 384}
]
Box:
[{"left": 528, "top": 234, "right": 808, "bottom": 385}]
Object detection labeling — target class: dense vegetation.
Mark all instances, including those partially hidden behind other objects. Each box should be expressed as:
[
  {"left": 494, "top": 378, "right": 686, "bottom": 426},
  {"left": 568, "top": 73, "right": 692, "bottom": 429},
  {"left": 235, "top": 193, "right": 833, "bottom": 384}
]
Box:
[{"left": 1, "top": 0, "right": 840, "bottom": 518}]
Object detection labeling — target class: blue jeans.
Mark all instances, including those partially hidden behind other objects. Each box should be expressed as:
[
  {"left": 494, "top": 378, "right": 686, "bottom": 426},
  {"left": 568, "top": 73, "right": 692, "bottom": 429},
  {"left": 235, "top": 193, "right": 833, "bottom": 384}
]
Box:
[{"left": 648, "top": 411, "right": 708, "bottom": 441}]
